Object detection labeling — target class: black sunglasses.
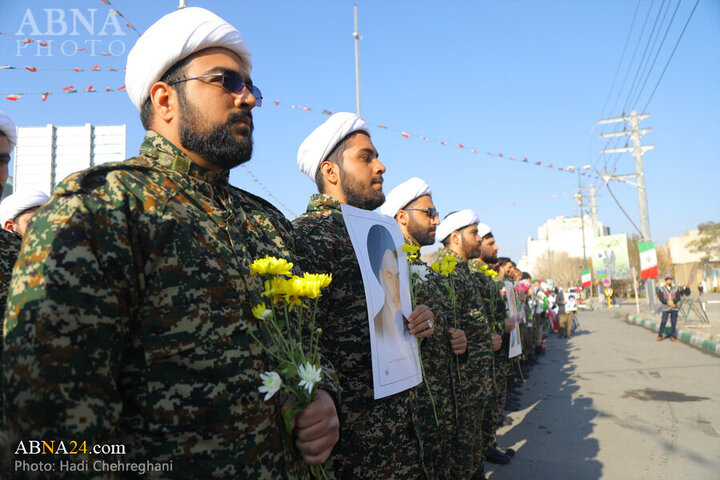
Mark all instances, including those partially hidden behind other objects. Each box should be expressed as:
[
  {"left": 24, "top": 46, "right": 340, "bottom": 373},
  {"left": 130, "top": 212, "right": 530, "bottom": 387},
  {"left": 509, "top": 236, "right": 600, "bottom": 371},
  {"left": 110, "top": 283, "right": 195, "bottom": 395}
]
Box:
[
  {"left": 404, "top": 207, "right": 439, "bottom": 219},
  {"left": 169, "top": 71, "right": 263, "bottom": 107}
]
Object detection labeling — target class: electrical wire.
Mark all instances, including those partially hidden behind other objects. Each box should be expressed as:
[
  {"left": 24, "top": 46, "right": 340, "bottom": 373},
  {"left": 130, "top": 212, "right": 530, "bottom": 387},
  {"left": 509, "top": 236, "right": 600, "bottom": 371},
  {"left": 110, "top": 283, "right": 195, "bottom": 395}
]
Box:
[
  {"left": 600, "top": 0, "right": 643, "bottom": 118},
  {"left": 642, "top": 0, "right": 700, "bottom": 111},
  {"left": 628, "top": 0, "right": 683, "bottom": 110},
  {"left": 605, "top": 182, "right": 644, "bottom": 237},
  {"left": 623, "top": 0, "right": 671, "bottom": 113},
  {"left": 608, "top": 0, "right": 656, "bottom": 117}
]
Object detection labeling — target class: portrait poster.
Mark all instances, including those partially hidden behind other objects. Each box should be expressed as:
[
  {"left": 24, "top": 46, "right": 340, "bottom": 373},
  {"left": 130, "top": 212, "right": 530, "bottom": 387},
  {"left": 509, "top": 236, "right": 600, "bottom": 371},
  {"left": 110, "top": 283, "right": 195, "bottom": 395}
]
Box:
[
  {"left": 592, "top": 234, "right": 631, "bottom": 280},
  {"left": 341, "top": 204, "right": 422, "bottom": 399},
  {"left": 505, "top": 280, "right": 522, "bottom": 358}
]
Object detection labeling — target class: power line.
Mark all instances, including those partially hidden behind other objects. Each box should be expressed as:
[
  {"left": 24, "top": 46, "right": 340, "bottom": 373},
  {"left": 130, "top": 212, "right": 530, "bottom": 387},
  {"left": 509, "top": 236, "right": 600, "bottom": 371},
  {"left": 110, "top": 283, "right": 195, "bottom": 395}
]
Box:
[
  {"left": 623, "top": 0, "right": 671, "bottom": 113},
  {"left": 600, "top": 0, "right": 643, "bottom": 118},
  {"left": 608, "top": 0, "right": 656, "bottom": 116},
  {"left": 642, "top": 0, "right": 701, "bottom": 111},
  {"left": 605, "top": 182, "right": 643, "bottom": 236},
  {"left": 628, "top": 0, "right": 683, "bottom": 109}
]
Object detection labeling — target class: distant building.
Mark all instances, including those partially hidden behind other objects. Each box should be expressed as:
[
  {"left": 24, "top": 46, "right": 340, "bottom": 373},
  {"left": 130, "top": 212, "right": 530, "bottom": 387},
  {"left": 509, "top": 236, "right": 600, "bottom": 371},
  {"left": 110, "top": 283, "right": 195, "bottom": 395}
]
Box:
[
  {"left": 13, "top": 123, "right": 126, "bottom": 194},
  {"left": 518, "top": 215, "right": 608, "bottom": 274},
  {"left": 665, "top": 230, "right": 720, "bottom": 291}
]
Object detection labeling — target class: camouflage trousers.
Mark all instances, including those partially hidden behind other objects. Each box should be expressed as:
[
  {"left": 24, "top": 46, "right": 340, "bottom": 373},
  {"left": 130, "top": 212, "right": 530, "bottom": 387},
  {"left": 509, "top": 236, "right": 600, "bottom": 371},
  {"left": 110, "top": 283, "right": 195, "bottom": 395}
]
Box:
[
  {"left": 452, "top": 373, "right": 491, "bottom": 479},
  {"left": 481, "top": 356, "right": 510, "bottom": 451}
]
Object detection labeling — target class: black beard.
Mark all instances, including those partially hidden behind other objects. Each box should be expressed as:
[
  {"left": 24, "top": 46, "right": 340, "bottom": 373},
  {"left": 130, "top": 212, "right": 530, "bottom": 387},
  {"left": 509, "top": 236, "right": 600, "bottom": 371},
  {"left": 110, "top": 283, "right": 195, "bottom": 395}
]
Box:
[
  {"left": 339, "top": 167, "right": 385, "bottom": 210},
  {"left": 407, "top": 221, "right": 435, "bottom": 247},
  {"left": 178, "top": 92, "right": 253, "bottom": 170},
  {"left": 481, "top": 251, "right": 498, "bottom": 264}
]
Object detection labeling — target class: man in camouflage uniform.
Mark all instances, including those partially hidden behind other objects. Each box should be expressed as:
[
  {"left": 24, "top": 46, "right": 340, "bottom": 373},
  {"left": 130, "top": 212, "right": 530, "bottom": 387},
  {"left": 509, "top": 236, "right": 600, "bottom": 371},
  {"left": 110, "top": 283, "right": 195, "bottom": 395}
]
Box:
[
  {"left": 435, "top": 210, "right": 494, "bottom": 480},
  {"left": 293, "top": 113, "right": 435, "bottom": 479},
  {"left": 381, "top": 178, "right": 468, "bottom": 479},
  {"left": 467, "top": 230, "right": 516, "bottom": 466},
  {"left": 3, "top": 8, "right": 339, "bottom": 479},
  {"left": 0, "top": 110, "right": 21, "bottom": 465}
]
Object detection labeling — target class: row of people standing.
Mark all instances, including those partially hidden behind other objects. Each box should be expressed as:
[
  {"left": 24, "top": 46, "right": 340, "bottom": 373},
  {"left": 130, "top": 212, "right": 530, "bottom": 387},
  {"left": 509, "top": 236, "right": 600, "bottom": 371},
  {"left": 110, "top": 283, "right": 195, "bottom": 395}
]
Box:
[{"left": 0, "top": 6, "right": 549, "bottom": 480}]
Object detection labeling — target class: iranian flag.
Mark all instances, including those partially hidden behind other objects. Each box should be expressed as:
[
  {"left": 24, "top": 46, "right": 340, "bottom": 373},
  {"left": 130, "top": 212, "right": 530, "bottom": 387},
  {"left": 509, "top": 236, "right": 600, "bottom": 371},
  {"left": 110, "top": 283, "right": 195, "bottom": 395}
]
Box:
[
  {"left": 581, "top": 269, "right": 591, "bottom": 287},
  {"left": 638, "top": 241, "right": 658, "bottom": 279}
]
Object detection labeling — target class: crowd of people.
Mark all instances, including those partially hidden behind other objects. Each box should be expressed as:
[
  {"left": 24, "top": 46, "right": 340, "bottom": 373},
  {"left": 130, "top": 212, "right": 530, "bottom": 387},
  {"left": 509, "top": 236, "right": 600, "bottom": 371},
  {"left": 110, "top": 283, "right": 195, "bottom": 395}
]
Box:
[{"left": 0, "top": 7, "right": 580, "bottom": 480}]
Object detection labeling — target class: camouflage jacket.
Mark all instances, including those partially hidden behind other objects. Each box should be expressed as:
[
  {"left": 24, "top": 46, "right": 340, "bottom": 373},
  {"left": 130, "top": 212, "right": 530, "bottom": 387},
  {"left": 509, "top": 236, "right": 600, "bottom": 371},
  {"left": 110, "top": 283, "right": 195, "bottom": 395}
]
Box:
[
  {"left": 468, "top": 259, "right": 510, "bottom": 367},
  {"left": 405, "top": 237, "right": 457, "bottom": 479},
  {"left": 3, "top": 132, "right": 337, "bottom": 479},
  {"left": 0, "top": 229, "right": 21, "bottom": 417},
  {"left": 293, "top": 194, "right": 424, "bottom": 480},
  {"left": 436, "top": 249, "right": 492, "bottom": 397}
]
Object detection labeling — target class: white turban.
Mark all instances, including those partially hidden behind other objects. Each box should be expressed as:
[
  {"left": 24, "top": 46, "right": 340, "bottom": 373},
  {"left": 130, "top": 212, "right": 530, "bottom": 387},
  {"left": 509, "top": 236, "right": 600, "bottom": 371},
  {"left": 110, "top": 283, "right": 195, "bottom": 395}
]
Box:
[
  {"left": 0, "top": 110, "right": 17, "bottom": 151},
  {"left": 435, "top": 209, "right": 478, "bottom": 243},
  {"left": 125, "top": 7, "right": 252, "bottom": 110},
  {"left": 297, "top": 112, "right": 369, "bottom": 183},
  {"left": 477, "top": 222, "right": 492, "bottom": 238},
  {"left": 380, "top": 177, "right": 432, "bottom": 217},
  {"left": 0, "top": 190, "right": 50, "bottom": 225}
]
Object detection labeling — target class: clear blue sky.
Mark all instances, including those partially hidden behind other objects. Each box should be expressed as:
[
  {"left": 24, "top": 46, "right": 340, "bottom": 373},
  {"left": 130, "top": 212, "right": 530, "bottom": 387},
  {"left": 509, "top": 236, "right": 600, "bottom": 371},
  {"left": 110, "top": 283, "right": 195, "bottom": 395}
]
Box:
[{"left": 2, "top": 0, "right": 718, "bottom": 263}]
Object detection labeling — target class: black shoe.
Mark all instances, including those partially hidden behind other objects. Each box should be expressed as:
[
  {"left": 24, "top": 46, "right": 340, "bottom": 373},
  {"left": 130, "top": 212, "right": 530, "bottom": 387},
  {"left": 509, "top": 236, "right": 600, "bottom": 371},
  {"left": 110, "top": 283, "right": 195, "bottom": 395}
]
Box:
[
  {"left": 484, "top": 447, "right": 511, "bottom": 465},
  {"left": 503, "top": 447, "right": 516, "bottom": 457},
  {"left": 504, "top": 401, "right": 522, "bottom": 412},
  {"left": 471, "top": 468, "right": 487, "bottom": 480}
]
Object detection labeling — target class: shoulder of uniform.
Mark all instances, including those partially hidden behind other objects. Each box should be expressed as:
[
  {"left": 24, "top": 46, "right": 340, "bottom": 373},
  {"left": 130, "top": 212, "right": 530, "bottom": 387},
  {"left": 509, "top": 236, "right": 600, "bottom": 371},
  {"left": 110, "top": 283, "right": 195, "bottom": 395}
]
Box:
[
  {"left": 232, "top": 186, "right": 287, "bottom": 220},
  {"left": 53, "top": 157, "right": 155, "bottom": 196}
]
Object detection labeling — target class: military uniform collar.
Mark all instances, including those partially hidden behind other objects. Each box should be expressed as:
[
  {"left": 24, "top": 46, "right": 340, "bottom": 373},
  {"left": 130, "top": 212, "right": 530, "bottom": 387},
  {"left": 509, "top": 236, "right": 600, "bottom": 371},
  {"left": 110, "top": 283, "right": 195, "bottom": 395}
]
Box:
[
  {"left": 139, "top": 131, "right": 231, "bottom": 185},
  {"left": 438, "top": 246, "right": 466, "bottom": 263},
  {"left": 305, "top": 193, "right": 343, "bottom": 214}
]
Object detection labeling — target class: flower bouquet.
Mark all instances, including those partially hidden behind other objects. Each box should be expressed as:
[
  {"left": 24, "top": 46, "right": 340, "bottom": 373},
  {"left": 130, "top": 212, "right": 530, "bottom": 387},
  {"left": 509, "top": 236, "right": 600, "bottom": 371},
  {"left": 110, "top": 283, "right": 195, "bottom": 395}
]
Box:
[{"left": 248, "top": 256, "right": 333, "bottom": 479}]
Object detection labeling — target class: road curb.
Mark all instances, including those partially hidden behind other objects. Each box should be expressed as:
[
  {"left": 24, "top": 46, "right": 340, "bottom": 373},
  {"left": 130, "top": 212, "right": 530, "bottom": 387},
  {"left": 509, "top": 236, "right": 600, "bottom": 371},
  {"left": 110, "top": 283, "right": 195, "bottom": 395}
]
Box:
[{"left": 626, "top": 315, "right": 720, "bottom": 357}]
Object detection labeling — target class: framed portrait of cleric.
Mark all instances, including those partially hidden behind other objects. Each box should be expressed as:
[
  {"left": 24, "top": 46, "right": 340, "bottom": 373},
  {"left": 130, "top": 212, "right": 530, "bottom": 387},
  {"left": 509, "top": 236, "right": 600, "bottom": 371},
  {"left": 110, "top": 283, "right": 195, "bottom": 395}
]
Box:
[
  {"left": 505, "top": 280, "right": 523, "bottom": 358},
  {"left": 341, "top": 204, "right": 422, "bottom": 399}
]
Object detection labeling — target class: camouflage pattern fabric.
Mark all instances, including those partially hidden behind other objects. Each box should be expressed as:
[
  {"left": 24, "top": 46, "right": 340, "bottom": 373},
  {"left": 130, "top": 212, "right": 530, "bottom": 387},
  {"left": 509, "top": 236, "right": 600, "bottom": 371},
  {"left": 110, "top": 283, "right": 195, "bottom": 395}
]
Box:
[
  {"left": 405, "top": 237, "right": 457, "bottom": 480},
  {"left": 293, "top": 194, "right": 425, "bottom": 480},
  {"left": 0, "top": 229, "right": 21, "bottom": 418},
  {"left": 466, "top": 259, "right": 508, "bottom": 463},
  {"left": 436, "top": 248, "right": 491, "bottom": 479},
  {"left": 467, "top": 262, "right": 510, "bottom": 453},
  {"left": 3, "top": 132, "right": 339, "bottom": 480}
]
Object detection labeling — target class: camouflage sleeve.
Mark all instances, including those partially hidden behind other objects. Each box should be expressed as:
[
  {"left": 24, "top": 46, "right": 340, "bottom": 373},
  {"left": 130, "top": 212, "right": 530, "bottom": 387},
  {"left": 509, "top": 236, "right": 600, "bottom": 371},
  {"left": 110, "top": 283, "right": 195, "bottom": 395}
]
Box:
[
  {"left": 3, "top": 173, "right": 138, "bottom": 450},
  {"left": 1, "top": 231, "right": 21, "bottom": 421}
]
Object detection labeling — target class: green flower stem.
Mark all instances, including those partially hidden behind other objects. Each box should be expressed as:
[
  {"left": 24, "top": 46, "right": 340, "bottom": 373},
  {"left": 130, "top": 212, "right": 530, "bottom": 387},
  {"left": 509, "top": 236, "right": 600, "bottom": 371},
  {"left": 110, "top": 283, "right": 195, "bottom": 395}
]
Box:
[{"left": 418, "top": 337, "right": 439, "bottom": 426}]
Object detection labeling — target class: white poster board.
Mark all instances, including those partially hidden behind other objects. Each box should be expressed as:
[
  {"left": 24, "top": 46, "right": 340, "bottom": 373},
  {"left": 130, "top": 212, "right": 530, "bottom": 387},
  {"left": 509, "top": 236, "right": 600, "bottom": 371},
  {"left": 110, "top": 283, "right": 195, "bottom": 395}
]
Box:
[
  {"left": 505, "top": 280, "right": 523, "bottom": 358},
  {"left": 341, "top": 204, "right": 422, "bottom": 399}
]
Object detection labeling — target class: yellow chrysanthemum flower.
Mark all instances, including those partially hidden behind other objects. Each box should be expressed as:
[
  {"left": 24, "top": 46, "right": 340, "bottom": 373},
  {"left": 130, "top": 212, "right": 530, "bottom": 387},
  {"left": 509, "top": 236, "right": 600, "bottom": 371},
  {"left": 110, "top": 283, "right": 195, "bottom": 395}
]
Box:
[
  {"left": 439, "top": 255, "right": 457, "bottom": 276},
  {"left": 402, "top": 243, "right": 420, "bottom": 260},
  {"left": 250, "top": 256, "right": 294, "bottom": 277},
  {"left": 252, "top": 303, "right": 270, "bottom": 320}
]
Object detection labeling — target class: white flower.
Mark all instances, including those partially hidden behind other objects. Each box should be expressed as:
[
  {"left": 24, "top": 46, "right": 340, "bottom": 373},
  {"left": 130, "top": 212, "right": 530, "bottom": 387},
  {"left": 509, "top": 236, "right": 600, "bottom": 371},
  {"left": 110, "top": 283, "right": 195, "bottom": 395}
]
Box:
[
  {"left": 410, "top": 265, "right": 430, "bottom": 282},
  {"left": 258, "top": 371, "right": 283, "bottom": 401},
  {"left": 297, "top": 362, "right": 322, "bottom": 394}
]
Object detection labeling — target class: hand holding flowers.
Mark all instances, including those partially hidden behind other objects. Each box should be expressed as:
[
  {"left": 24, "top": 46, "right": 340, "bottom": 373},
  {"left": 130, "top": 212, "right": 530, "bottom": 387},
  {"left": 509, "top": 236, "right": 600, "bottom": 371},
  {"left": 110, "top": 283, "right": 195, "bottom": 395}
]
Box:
[{"left": 249, "top": 256, "right": 335, "bottom": 479}]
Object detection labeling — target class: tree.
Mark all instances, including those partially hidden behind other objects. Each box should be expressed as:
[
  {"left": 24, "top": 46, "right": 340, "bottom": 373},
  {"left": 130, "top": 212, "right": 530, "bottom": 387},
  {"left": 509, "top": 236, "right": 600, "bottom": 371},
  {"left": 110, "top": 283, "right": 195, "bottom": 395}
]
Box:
[
  {"left": 533, "top": 250, "right": 584, "bottom": 286},
  {"left": 686, "top": 221, "right": 720, "bottom": 266}
]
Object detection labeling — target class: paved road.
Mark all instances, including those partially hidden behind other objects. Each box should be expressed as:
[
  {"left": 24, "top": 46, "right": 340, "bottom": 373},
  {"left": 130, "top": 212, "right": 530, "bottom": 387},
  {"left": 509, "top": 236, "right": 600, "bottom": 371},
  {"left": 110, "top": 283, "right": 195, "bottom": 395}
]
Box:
[{"left": 487, "top": 309, "right": 720, "bottom": 480}]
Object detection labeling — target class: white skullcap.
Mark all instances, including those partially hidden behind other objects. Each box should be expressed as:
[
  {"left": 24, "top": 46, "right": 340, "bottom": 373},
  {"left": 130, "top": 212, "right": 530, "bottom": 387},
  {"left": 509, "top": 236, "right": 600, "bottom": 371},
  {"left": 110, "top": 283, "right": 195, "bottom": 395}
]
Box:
[
  {"left": 477, "top": 222, "right": 492, "bottom": 238},
  {"left": 297, "top": 112, "right": 369, "bottom": 183},
  {"left": 125, "top": 7, "right": 252, "bottom": 110},
  {"left": 380, "top": 177, "right": 431, "bottom": 217},
  {"left": 0, "top": 111, "right": 17, "bottom": 151},
  {"left": 435, "top": 209, "right": 478, "bottom": 243},
  {"left": 0, "top": 190, "right": 50, "bottom": 225}
]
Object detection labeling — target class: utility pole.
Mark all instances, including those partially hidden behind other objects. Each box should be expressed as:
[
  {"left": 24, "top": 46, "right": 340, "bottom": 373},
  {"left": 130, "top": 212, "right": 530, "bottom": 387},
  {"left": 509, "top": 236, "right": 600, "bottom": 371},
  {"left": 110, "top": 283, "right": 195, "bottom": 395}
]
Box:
[
  {"left": 589, "top": 184, "right": 598, "bottom": 229},
  {"left": 598, "top": 110, "right": 655, "bottom": 310},
  {"left": 352, "top": 4, "right": 362, "bottom": 117},
  {"left": 574, "top": 172, "right": 588, "bottom": 270}
]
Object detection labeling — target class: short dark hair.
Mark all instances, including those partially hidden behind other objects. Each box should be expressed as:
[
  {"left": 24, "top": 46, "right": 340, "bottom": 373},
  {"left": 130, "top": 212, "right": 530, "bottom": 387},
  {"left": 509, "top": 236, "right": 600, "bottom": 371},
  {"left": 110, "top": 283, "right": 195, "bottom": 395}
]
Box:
[
  {"left": 315, "top": 131, "right": 368, "bottom": 193},
  {"left": 139, "top": 55, "right": 194, "bottom": 130}
]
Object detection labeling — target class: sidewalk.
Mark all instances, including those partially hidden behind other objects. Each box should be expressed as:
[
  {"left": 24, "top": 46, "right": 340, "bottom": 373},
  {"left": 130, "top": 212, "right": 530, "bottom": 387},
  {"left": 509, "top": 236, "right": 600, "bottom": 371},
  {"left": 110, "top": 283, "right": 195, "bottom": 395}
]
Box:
[{"left": 602, "top": 292, "right": 720, "bottom": 356}]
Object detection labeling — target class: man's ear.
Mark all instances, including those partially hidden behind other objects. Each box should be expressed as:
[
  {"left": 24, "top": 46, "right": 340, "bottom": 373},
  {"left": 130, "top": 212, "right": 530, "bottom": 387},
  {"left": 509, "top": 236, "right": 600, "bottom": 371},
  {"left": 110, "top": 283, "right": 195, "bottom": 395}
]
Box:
[
  {"left": 396, "top": 210, "right": 409, "bottom": 228},
  {"left": 149, "top": 82, "right": 176, "bottom": 125},
  {"left": 319, "top": 161, "right": 339, "bottom": 187},
  {"left": 450, "top": 230, "right": 461, "bottom": 246}
]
